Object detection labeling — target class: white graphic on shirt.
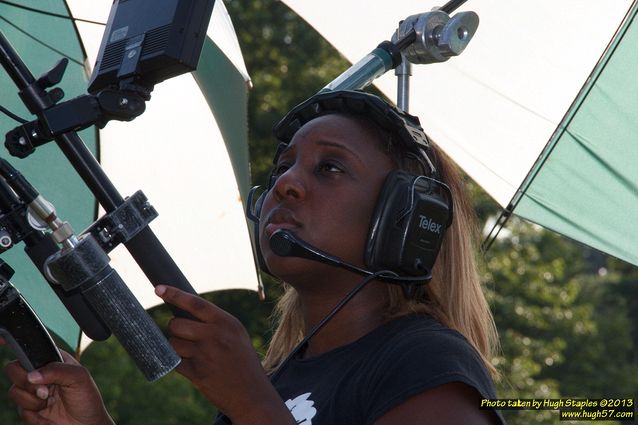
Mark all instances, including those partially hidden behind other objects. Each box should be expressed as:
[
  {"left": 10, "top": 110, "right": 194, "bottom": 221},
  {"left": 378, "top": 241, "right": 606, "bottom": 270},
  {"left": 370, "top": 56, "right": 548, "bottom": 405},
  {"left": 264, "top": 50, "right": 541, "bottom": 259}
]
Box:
[{"left": 285, "top": 392, "right": 317, "bottom": 424}]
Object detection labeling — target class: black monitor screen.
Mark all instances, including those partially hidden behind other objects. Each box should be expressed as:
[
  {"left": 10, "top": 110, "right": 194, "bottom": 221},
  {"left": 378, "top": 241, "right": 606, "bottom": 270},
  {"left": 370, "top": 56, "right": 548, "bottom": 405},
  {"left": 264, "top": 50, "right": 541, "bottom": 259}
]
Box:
[{"left": 88, "top": 0, "right": 216, "bottom": 94}]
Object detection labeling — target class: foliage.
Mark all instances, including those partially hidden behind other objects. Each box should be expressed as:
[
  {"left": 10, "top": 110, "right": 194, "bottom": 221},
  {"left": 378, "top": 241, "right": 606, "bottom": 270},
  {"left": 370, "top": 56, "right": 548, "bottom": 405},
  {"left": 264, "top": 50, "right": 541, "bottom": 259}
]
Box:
[
  {"left": 0, "top": 351, "right": 21, "bottom": 424},
  {"left": 224, "top": 0, "right": 351, "bottom": 185},
  {"left": 467, "top": 174, "right": 638, "bottom": 424},
  {"left": 482, "top": 217, "right": 637, "bottom": 424},
  {"left": 82, "top": 339, "right": 215, "bottom": 425}
]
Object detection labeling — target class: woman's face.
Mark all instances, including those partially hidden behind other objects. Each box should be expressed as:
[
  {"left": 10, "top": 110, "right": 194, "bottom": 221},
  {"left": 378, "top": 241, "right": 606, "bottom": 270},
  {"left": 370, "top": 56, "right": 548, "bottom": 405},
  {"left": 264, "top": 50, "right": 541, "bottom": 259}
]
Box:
[{"left": 259, "top": 114, "right": 396, "bottom": 284}]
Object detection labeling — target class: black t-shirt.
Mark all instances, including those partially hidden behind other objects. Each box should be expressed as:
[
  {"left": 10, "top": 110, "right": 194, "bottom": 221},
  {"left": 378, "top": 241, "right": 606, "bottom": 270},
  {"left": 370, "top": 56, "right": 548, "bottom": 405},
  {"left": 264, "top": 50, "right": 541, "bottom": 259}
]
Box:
[{"left": 215, "top": 314, "right": 504, "bottom": 424}]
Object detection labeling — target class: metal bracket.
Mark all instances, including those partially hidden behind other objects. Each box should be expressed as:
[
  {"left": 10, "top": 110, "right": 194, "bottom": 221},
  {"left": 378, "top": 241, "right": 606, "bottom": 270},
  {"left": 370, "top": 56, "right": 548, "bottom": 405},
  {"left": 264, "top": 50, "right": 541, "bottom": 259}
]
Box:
[
  {"left": 393, "top": 10, "right": 479, "bottom": 65},
  {"left": 0, "top": 205, "right": 34, "bottom": 252},
  {"left": 83, "top": 190, "right": 158, "bottom": 253}
]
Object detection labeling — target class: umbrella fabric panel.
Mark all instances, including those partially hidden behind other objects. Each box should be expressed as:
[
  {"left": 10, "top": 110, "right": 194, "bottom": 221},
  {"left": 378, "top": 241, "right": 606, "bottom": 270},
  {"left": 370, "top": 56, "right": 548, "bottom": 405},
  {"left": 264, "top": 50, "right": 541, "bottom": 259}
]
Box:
[
  {"left": 0, "top": 0, "right": 258, "bottom": 352},
  {"left": 95, "top": 73, "right": 257, "bottom": 324},
  {"left": 279, "top": 0, "right": 633, "bottom": 207},
  {"left": 68, "top": 1, "right": 259, "bottom": 350},
  {"left": 516, "top": 5, "right": 638, "bottom": 266},
  {"left": 87, "top": 8, "right": 259, "bottom": 314},
  {"left": 0, "top": 0, "right": 98, "bottom": 348},
  {"left": 194, "top": 40, "right": 251, "bottom": 202}
]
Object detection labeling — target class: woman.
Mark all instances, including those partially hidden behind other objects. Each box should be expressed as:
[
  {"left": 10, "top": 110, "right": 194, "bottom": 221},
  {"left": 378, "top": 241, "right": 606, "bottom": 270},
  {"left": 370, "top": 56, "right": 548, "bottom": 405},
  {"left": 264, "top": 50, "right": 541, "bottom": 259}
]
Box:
[{"left": 4, "top": 90, "right": 504, "bottom": 424}]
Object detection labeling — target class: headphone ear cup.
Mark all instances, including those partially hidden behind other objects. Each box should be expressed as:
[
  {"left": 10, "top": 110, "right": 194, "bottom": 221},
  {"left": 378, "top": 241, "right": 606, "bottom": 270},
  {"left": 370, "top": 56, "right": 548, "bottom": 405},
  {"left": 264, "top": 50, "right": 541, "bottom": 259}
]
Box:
[
  {"left": 252, "top": 191, "right": 273, "bottom": 276},
  {"left": 365, "top": 170, "right": 402, "bottom": 269},
  {"left": 365, "top": 170, "right": 451, "bottom": 278}
]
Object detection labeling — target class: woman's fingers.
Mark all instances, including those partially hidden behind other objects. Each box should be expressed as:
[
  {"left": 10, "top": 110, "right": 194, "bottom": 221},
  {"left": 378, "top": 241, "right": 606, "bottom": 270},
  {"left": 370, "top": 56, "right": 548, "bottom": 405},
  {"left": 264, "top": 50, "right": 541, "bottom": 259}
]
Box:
[
  {"left": 20, "top": 408, "right": 51, "bottom": 425},
  {"left": 168, "top": 317, "right": 213, "bottom": 341},
  {"left": 7, "top": 384, "right": 47, "bottom": 411},
  {"left": 155, "top": 285, "right": 221, "bottom": 322},
  {"left": 59, "top": 350, "right": 80, "bottom": 365},
  {"left": 4, "top": 360, "right": 30, "bottom": 388},
  {"left": 27, "top": 361, "right": 91, "bottom": 389},
  {"left": 169, "top": 336, "right": 198, "bottom": 358},
  {"left": 4, "top": 349, "right": 77, "bottom": 389}
]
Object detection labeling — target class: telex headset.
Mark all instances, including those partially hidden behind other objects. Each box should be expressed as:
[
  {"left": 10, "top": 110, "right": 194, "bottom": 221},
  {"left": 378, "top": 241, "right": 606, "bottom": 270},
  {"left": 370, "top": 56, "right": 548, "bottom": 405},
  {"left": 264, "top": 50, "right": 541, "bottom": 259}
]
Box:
[{"left": 246, "top": 90, "right": 453, "bottom": 282}]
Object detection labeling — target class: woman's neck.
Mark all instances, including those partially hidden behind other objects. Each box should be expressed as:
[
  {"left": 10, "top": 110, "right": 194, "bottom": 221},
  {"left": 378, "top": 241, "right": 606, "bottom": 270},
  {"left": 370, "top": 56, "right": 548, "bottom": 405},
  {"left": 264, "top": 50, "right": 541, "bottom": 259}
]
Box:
[{"left": 296, "top": 279, "right": 389, "bottom": 358}]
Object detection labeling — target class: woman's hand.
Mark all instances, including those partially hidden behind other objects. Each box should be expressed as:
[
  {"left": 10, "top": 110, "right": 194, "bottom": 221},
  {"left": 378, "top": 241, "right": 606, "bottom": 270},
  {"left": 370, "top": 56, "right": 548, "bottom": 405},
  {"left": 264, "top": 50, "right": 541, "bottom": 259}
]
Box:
[
  {"left": 156, "top": 285, "right": 295, "bottom": 425},
  {"left": 3, "top": 349, "right": 115, "bottom": 425}
]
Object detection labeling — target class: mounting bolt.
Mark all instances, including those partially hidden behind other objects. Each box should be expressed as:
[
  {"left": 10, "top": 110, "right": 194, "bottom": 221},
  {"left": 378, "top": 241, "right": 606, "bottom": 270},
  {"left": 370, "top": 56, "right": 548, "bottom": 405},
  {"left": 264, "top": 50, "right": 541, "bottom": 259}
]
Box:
[{"left": 0, "top": 230, "right": 12, "bottom": 248}]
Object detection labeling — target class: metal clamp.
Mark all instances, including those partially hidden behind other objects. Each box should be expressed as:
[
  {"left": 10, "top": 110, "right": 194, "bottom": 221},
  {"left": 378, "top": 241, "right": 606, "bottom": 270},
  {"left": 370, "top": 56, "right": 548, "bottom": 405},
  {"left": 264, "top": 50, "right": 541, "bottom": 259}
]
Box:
[
  {"left": 0, "top": 205, "right": 33, "bottom": 252},
  {"left": 84, "top": 190, "right": 158, "bottom": 253},
  {"left": 394, "top": 10, "right": 479, "bottom": 64}
]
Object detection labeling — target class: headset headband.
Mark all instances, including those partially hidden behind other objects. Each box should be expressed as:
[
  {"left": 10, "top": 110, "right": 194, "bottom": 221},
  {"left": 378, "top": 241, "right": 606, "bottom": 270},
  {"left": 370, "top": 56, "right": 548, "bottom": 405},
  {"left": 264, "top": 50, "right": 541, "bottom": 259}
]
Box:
[{"left": 272, "top": 90, "right": 433, "bottom": 169}]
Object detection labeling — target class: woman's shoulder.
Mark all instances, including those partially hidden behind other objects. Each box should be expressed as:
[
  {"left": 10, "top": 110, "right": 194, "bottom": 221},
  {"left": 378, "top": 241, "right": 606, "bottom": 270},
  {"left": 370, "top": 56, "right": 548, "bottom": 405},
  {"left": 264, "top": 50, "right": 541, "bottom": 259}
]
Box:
[
  {"left": 357, "top": 314, "right": 501, "bottom": 424},
  {"left": 361, "top": 313, "right": 496, "bottom": 397},
  {"left": 371, "top": 313, "right": 481, "bottom": 358}
]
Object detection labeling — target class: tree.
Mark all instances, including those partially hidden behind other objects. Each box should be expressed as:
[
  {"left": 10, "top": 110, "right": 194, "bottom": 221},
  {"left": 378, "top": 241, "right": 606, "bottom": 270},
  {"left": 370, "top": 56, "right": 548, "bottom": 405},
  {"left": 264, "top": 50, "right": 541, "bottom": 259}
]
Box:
[{"left": 223, "top": 0, "right": 351, "bottom": 185}]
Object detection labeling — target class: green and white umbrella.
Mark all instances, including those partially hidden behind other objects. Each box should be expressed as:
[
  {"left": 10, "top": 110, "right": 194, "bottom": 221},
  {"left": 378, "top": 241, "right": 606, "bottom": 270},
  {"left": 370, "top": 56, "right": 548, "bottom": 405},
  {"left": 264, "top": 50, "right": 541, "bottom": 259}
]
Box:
[
  {"left": 282, "top": 0, "right": 638, "bottom": 266},
  {"left": 0, "top": 0, "right": 258, "bottom": 351}
]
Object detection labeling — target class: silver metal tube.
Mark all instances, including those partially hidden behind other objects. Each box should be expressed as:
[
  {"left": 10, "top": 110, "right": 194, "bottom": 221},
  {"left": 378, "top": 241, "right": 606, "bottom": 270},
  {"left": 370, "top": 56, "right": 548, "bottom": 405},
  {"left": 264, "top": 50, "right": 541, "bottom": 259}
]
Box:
[
  {"left": 321, "top": 47, "right": 394, "bottom": 93},
  {"left": 28, "top": 196, "right": 79, "bottom": 248},
  {"left": 395, "top": 53, "right": 412, "bottom": 112}
]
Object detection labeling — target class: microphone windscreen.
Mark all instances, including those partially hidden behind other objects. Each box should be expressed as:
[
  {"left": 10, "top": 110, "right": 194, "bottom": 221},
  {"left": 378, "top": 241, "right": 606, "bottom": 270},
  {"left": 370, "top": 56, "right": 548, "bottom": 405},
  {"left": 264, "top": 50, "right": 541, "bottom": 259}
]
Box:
[
  {"left": 269, "top": 230, "right": 297, "bottom": 257},
  {"left": 82, "top": 267, "right": 180, "bottom": 381},
  {"left": 25, "top": 237, "right": 111, "bottom": 341},
  {"left": 269, "top": 230, "right": 342, "bottom": 266}
]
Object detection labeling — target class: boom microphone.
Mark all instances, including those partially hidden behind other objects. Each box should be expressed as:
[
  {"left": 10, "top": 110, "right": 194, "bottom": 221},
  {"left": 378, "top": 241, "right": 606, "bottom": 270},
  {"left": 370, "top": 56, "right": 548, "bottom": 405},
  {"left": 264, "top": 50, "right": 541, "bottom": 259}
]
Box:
[
  {"left": 269, "top": 229, "right": 373, "bottom": 276},
  {"left": 269, "top": 229, "right": 355, "bottom": 268},
  {"left": 269, "top": 229, "right": 426, "bottom": 284}
]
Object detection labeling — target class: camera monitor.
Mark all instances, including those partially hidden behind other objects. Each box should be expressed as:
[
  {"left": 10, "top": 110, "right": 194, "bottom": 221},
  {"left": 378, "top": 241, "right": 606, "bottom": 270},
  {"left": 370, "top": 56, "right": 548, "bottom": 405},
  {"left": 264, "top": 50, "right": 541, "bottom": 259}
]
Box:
[{"left": 87, "top": 0, "right": 216, "bottom": 94}]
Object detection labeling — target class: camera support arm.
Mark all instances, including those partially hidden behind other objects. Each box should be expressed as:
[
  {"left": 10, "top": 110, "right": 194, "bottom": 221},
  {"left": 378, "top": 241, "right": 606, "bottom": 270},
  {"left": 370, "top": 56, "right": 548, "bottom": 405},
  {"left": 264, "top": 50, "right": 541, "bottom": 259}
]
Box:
[
  {"left": 320, "top": 0, "right": 477, "bottom": 114},
  {"left": 0, "top": 157, "right": 179, "bottom": 381},
  {"left": 3, "top": 57, "right": 148, "bottom": 158},
  {"left": 0, "top": 31, "right": 198, "bottom": 321}
]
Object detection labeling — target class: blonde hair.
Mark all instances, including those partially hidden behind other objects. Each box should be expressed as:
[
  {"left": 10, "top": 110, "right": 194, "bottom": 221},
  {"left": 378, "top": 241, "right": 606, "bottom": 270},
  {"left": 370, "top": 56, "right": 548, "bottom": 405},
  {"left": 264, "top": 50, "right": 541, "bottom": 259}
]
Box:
[{"left": 262, "top": 118, "right": 498, "bottom": 377}]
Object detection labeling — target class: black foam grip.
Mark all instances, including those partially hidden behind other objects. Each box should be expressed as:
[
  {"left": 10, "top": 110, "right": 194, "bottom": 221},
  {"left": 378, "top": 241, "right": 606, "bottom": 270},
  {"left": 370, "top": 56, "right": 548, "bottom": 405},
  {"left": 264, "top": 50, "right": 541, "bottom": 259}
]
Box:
[{"left": 81, "top": 267, "right": 180, "bottom": 381}]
